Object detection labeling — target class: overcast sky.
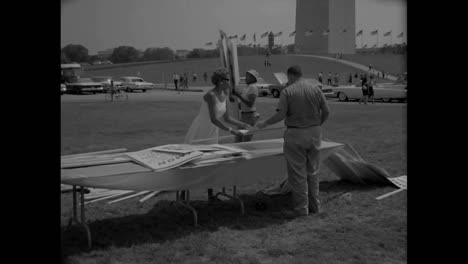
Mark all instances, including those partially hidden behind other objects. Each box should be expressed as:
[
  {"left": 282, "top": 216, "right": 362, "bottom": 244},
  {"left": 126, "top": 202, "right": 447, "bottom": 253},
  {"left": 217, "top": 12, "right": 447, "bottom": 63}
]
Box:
[{"left": 61, "top": 0, "right": 406, "bottom": 54}]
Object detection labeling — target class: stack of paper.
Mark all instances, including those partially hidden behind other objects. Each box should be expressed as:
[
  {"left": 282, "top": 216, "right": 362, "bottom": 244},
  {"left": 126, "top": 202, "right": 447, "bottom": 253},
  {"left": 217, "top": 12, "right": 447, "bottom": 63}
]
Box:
[{"left": 126, "top": 149, "right": 203, "bottom": 171}]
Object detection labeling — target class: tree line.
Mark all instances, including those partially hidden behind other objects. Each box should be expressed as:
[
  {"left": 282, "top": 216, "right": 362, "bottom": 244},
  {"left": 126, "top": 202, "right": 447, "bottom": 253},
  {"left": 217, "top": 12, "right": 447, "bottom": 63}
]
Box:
[
  {"left": 61, "top": 44, "right": 177, "bottom": 64},
  {"left": 61, "top": 43, "right": 297, "bottom": 65}
]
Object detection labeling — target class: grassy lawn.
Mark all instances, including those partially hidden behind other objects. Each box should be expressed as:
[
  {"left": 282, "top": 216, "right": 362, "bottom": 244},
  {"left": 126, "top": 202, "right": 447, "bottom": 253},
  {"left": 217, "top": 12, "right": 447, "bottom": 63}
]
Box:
[
  {"left": 324, "top": 54, "right": 407, "bottom": 76},
  {"left": 61, "top": 92, "right": 406, "bottom": 264}
]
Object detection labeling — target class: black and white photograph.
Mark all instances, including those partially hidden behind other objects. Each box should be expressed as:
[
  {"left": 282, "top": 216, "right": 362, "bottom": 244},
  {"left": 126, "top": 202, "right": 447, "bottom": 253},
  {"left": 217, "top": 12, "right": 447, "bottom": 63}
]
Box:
[{"left": 61, "top": 0, "right": 407, "bottom": 263}]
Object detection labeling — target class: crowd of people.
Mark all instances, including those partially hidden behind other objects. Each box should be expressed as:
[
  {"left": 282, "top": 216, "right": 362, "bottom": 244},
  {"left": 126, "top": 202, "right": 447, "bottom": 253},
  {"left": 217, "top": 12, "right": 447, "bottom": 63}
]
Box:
[{"left": 172, "top": 71, "right": 210, "bottom": 93}]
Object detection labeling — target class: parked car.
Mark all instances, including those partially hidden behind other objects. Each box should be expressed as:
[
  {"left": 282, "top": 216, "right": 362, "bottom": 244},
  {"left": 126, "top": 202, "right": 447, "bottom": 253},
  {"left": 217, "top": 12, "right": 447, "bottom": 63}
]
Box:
[
  {"left": 119, "top": 76, "right": 154, "bottom": 92},
  {"left": 331, "top": 84, "right": 407, "bottom": 102},
  {"left": 238, "top": 77, "right": 270, "bottom": 97},
  {"left": 65, "top": 77, "right": 104, "bottom": 94},
  {"left": 91, "top": 76, "right": 123, "bottom": 92},
  {"left": 61, "top": 83, "right": 66, "bottom": 95},
  {"left": 268, "top": 72, "right": 334, "bottom": 98}
]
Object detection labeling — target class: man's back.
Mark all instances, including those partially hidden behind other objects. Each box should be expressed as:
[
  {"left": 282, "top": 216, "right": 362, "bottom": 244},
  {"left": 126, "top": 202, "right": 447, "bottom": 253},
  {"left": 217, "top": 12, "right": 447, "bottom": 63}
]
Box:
[{"left": 278, "top": 79, "right": 328, "bottom": 128}]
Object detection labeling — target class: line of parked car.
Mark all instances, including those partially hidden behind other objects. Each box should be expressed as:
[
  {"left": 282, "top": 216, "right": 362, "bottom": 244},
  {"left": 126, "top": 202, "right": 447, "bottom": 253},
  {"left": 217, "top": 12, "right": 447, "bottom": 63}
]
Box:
[
  {"left": 237, "top": 71, "right": 407, "bottom": 103},
  {"left": 61, "top": 76, "right": 156, "bottom": 95}
]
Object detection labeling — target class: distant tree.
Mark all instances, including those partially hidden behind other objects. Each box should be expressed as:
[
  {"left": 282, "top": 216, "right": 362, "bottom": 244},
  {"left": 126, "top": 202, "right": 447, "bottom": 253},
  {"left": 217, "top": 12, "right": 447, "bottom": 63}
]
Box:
[
  {"left": 62, "top": 44, "right": 89, "bottom": 63},
  {"left": 61, "top": 51, "right": 70, "bottom": 63},
  {"left": 143, "top": 47, "right": 175, "bottom": 61},
  {"left": 109, "top": 46, "right": 139, "bottom": 63},
  {"left": 88, "top": 55, "right": 101, "bottom": 63},
  {"left": 187, "top": 49, "right": 203, "bottom": 58}
]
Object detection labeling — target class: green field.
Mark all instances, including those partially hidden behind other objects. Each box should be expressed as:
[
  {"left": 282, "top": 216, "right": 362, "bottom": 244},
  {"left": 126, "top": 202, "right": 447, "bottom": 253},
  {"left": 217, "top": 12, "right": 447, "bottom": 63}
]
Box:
[
  {"left": 61, "top": 91, "right": 407, "bottom": 264},
  {"left": 324, "top": 54, "right": 407, "bottom": 76},
  {"left": 83, "top": 55, "right": 397, "bottom": 86}
]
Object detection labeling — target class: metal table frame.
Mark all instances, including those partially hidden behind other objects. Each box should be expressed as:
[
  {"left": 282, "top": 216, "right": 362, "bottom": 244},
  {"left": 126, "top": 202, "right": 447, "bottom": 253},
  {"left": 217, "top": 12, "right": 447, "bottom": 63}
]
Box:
[{"left": 65, "top": 185, "right": 245, "bottom": 249}]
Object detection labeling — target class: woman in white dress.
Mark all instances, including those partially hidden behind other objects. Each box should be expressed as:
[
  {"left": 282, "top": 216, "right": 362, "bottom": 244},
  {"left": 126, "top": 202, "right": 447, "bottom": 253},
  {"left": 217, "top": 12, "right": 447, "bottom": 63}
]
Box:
[
  {"left": 184, "top": 68, "right": 252, "bottom": 201},
  {"left": 184, "top": 68, "right": 251, "bottom": 144}
]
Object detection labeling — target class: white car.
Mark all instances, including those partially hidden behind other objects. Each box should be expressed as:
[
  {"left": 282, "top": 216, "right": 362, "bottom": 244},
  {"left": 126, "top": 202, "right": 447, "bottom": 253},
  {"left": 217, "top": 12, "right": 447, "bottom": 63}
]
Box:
[
  {"left": 65, "top": 77, "right": 104, "bottom": 94},
  {"left": 91, "top": 76, "right": 123, "bottom": 92},
  {"left": 331, "top": 84, "right": 407, "bottom": 102},
  {"left": 119, "top": 76, "right": 154, "bottom": 92},
  {"left": 268, "top": 72, "right": 334, "bottom": 98}
]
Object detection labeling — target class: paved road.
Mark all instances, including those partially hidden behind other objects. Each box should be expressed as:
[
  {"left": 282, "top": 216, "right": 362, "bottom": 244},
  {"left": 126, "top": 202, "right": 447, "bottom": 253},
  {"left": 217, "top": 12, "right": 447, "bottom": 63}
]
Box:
[
  {"left": 61, "top": 88, "right": 406, "bottom": 107},
  {"left": 290, "top": 54, "right": 398, "bottom": 81}
]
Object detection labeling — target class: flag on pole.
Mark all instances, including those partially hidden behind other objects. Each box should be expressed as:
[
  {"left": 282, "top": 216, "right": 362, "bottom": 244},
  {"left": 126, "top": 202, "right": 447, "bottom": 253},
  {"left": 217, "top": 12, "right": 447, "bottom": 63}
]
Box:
[
  {"left": 260, "top": 31, "right": 269, "bottom": 38},
  {"left": 240, "top": 34, "right": 246, "bottom": 41},
  {"left": 305, "top": 30, "right": 314, "bottom": 37},
  {"left": 384, "top": 31, "right": 392, "bottom": 37},
  {"left": 371, "top": 30, "right": 378, "bottom": 35},
  {"left": 322, "top": 29, "right": 329, "bottom": 36},
  {"left": 397, "top": 32, "right": 404, "bottom": 38},
  {"left": 205, "top": 42, "right": 213, "bottom": 46},
  {"left": 253, "top": 33, "right": 256, "bottom": 42},
  {"left": 228, "top": 35, "right": 238, "bottom": 39},
  {"left": 356, "top": 30, "right": 363, "bottom": 36},
  {"left": 273, "top": 31, "right": 282, "bottom": 37},
  {"left": 289, "top": 30, "right": 296, "bottom": 37}
]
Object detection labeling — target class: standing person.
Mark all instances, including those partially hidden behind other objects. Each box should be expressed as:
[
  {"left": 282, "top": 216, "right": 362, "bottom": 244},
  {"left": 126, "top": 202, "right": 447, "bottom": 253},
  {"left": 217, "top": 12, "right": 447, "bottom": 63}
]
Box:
[
  {"left": 192, "top": 72, "right": 197, "bottom": 83},
  {"left": 327, "top": 72, "right": 332, "bottom": 85},
  {"left": 256, "top": 65, "right": 330, "bottom": 217},
  {"left": 382, "top": 70, "right": 386, "bottom": 79},
  {"left": 173, "top": 72, "right": 179, "bottom": 91},
  {"left": 232, "top": 69, "right": 260, "bottom": 142},
  {"left": 368, "top": 75, "right": 376, "bottom": 104},
  {"left": 203, "top": 72, "right": 208, "bottom": 83},
  {"left": 348, "top": 72, "right": 353, "bottom": 84},
  {"left": 333, "top": 73, "right": 339, "bottom": 86},
  {"left": 178, "top": 74, "right": 184, "bottom": 93},
  {"left": 359, "top": 74, "right": 369, "bottom": 104},
  {"left": 318, "top": 72, "right": 323, "bottom": 84},
  {"left": 184, "top": 68, "right": 253, "bottom": 202},
  {"left": 183, "top": 73, "right": 189, "bottom": 91},
  {"left": 369, "top": 64, "right": 372, "bottom": 71}
]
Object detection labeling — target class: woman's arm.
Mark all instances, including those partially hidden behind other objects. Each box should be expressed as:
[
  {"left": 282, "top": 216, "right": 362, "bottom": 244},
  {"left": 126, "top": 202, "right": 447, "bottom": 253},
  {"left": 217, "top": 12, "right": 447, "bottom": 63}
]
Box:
[{"left": 222, "top": 102, "right": 251, "bottom": 129}]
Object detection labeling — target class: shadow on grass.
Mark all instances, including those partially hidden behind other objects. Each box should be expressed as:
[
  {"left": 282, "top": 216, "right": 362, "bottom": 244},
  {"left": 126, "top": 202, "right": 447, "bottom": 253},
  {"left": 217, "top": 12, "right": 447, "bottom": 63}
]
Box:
[{"left": 61, "top": 180, "right": 383, "bottom": 258}]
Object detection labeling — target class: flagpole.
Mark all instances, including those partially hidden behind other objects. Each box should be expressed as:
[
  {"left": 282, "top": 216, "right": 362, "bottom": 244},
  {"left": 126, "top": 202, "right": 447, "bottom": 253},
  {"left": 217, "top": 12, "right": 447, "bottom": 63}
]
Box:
[{"left": 361, "top": 32, "right": 363, "bottom": 48}]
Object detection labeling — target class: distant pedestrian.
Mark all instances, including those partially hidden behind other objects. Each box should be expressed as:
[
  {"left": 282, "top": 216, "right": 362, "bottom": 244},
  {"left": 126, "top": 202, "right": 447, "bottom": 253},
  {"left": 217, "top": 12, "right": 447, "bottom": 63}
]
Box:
[
  {"left": 368, "top": 75, "right": 375, "bottom": 104},
  {"left": 173, "top": 72, "right": 180, "bottom": 90},
  {"left": 327, "top": 72, "right": 332, "bottom": 85},
  {"left": 359, "top": 74, "right": 369, "bottom": 104},
  {"left": 354, "top": 72, "right": 358, "bottom": 79},
  {"left": 203, "top": 72, "right": 208, "bottom": 83},
  {"left": 318, "top": 72, "right": 323, "bottom": 84},
  {"left": 382, "top": 70, "right": 386, "bottom": 79},
  {"left": 348, "top": 73, "right": 353, "bottom": 84},
  {"left": 368, "top": 64, "right": 372, "bottom": 71},
  {"left": 333, "top": 73, "right": 339, "bottom": 86},
  {"left": 192, "top": 72, "right": 197, "bottom": 83}
]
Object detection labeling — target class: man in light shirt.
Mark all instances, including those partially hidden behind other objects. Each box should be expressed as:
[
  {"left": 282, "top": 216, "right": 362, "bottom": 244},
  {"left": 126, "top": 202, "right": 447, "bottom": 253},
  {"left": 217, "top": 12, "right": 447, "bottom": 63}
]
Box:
[
  {"left": 256, "top": 65, "right": 330, "bottom": 217},
  {"left": 232, "top": 69, "right": 261, "bottom": 142},
  {"left": 173, "top": 73, "right": 179, "bottom": 91}
]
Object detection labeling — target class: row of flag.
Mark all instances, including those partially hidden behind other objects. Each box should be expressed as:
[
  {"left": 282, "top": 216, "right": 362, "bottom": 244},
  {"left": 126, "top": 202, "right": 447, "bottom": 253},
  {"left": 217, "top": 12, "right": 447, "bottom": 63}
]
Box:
[
  {"left": 358, "top": 29, "right": 404, "bottom": 38},
  {"left": 205, "top": 30, "right": 404, "bottom": 46},
  {"left": 360, "top": 42, "right": 406, "bottom": 49}
]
